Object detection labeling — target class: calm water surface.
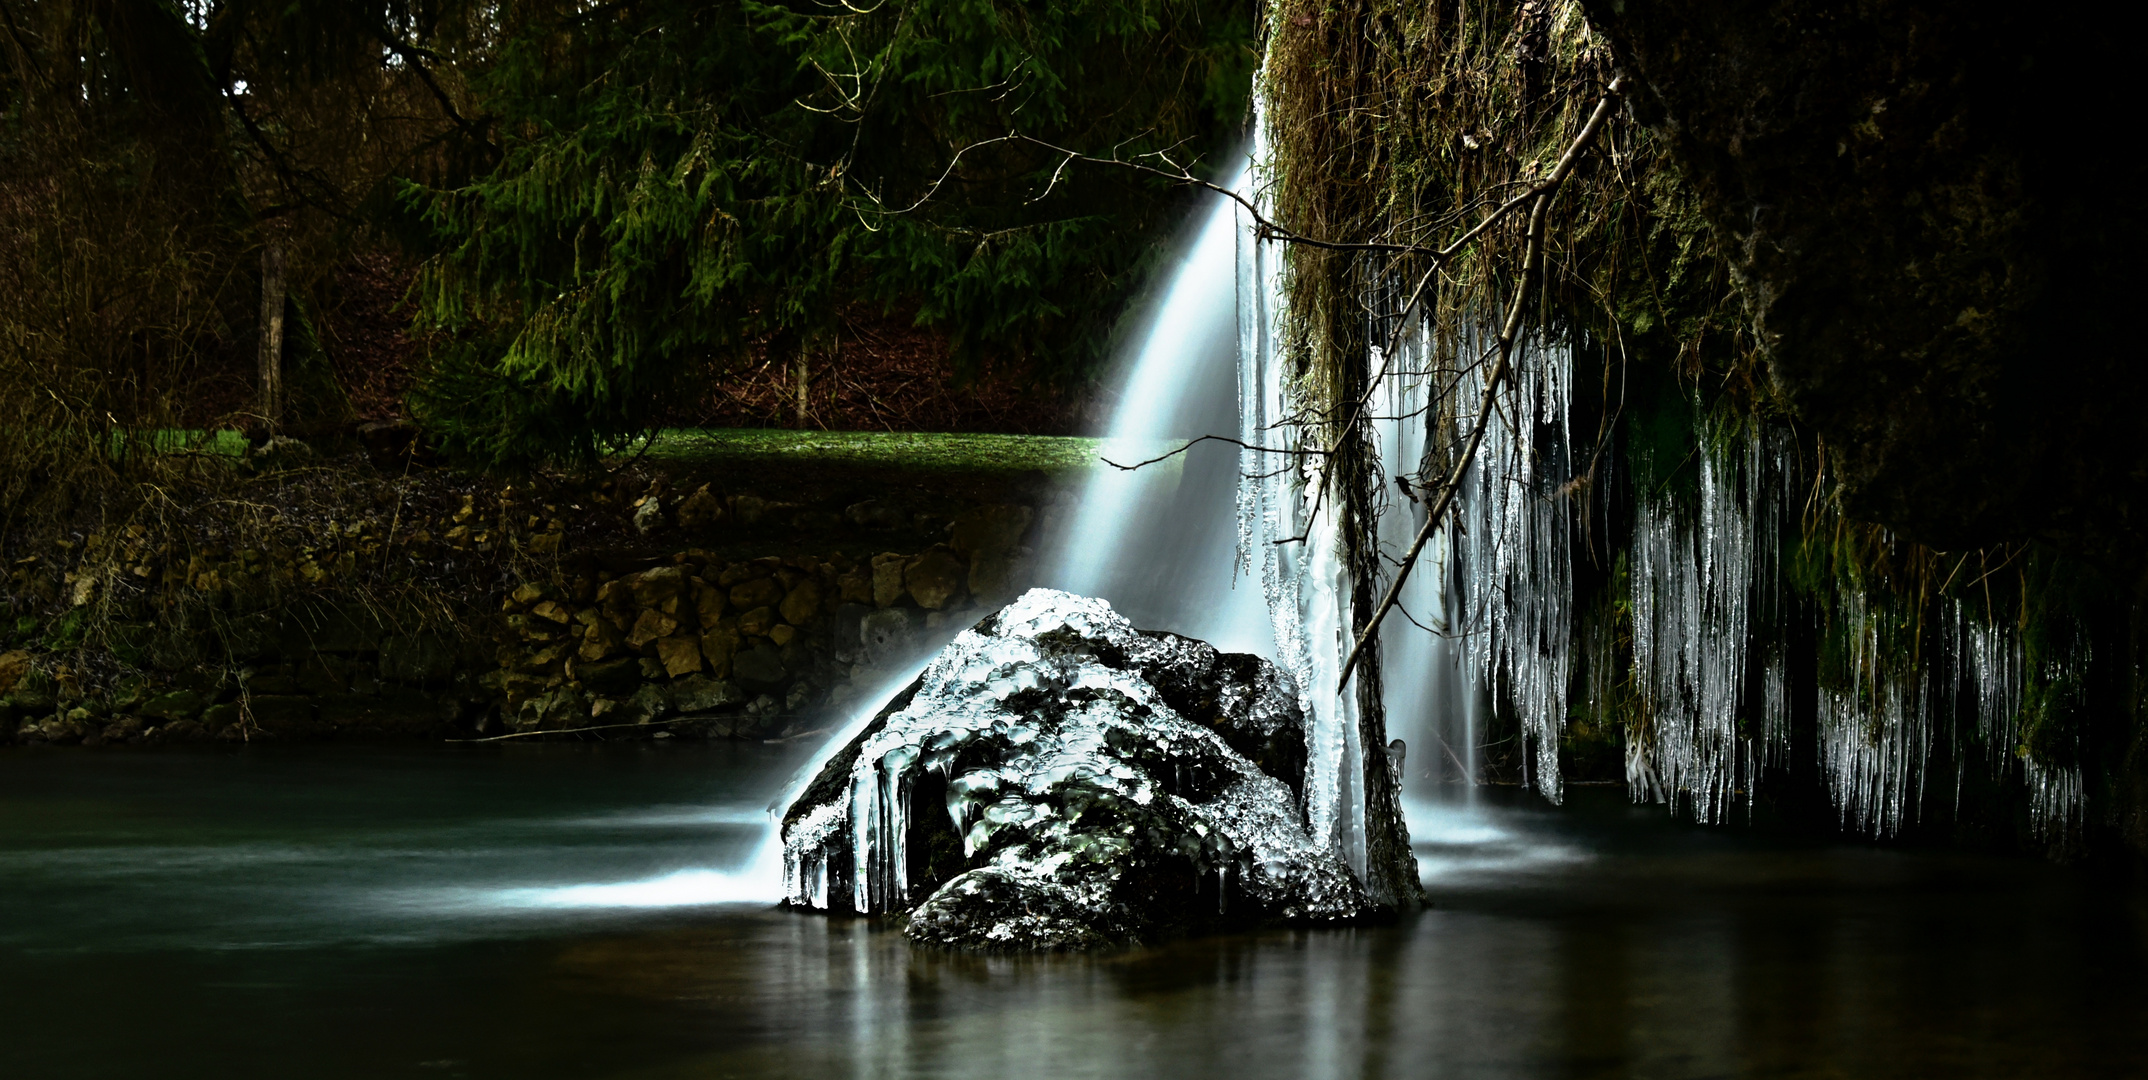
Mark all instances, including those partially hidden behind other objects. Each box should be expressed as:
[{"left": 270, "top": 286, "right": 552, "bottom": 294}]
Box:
[{"left": 2, "top": 744, "right": 2143, "bottom": 1079}]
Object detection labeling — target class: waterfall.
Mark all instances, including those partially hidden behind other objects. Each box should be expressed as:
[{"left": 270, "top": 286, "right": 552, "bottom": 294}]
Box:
[
  {"left": 781, "top": 104, "right": 2090, "bottom": 914},
  {"left": 1364, "top": 326, "right": 1475, "bottom": 811},
  {"left": 1230, "top": 137, "right": 1366, "bottom": 873},
  {"left": 1039, "top": 149, "right": 1383, "bottom": 877},
  {"left": 781, "top": 143, "right": 1400, "bottom": 907},
  {"left": 1043, "top": 159, "right": 1276, "bottom": 661}
]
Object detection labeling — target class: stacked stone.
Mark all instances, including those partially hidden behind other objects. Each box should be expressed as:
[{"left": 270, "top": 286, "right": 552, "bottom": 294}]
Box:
[
  {"left": 0, "top": 612, "right": 469, "bottom": 746},
  {"left": 0, "top": 489, "right": 1040, "bottom": 745},
  {"left": 4, "top": 484, "right": 568, "bottom": 633},
  {"left": 486, "top": 503, "right": 1037, "bottom": 740}
]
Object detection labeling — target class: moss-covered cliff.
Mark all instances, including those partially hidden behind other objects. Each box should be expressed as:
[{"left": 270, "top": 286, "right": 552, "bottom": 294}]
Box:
[
  {"left": 1260, "top": 0, "right": 2148, "bottom": 861},
  {"left": 1581, "top": 0, "right": 2148, "bottom": 566}
]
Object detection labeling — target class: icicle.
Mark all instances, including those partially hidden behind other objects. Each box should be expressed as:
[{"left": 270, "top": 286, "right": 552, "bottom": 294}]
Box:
[
  {"left": 1223, "top": 89, "right": 2079, "bottom": 853},
  {"left": 2026, "top": 759, "right": 2085, "bottom": 842},
  {"left": 1625, "top": 416, "right": 1763, "bottom": 822},
  {"left": 2025, "top": 616, "right": 2090, "bottom": 842},
  {"left": 1446, "top": 330, "right": 1575, "bottom": 804},
  {"left": 1966, "top": 606, "right": 2024, "bottom": 771},
  {"left": 1232, "top": 111, "right": 1364, "bottom": 868}
]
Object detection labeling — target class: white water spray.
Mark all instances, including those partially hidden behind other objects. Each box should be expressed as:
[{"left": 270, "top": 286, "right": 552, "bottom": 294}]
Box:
[{"left": 1043, "top": 161, "right": 1276, "bottom": 658}]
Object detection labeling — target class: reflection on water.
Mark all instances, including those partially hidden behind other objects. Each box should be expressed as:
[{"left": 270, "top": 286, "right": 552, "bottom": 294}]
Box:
[
  {"left": 1406, "top": 798, "right": 1587, "bottom": 882},
  {"left": 2, "top": 746, "right": 2144, "bottom": 1079},
  {"left": 0, "top": 743, "right": 800, "bottom": 953}
]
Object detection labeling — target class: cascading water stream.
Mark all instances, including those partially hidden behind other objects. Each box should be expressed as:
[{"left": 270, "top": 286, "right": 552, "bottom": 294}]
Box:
[
  {"left": 1041, "top": 161, "right": 1276, "bottom": 660},
  {"left": 1364, "top": 335, "right": 1474, "bottom": 811},
  {"left": 1229, "top": 136, "right": 1368, "bottom": 874},
  {"left": 778, "top": 152, "right": 1389, "bottom": 909},
  {"left": 764, "top": 95, "right": 2090, "bottom": 912}
]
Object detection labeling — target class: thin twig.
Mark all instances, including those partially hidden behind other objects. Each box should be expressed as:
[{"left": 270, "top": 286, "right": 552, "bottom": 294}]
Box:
[
  {"left": 1280, "top": 79, "right": 1624, "bottom": 547},
  {"left": 370, "top": 27, "right": 496, "bottom": 154},
  {"left": 1101, "top": 433, "right": 1321, "bottom": 471},
  {"left": 1439, "top": 737, "right": 1476, "bottom": 786},
  {"left": 1012, "top": 136, "right": 1433, "bottom": 255},
  {"left": 447, "top": 717, "right": 705, "bottom": 743},
  {"left": 1278, "top": 264, "right": 1441, "bottom": 544}
]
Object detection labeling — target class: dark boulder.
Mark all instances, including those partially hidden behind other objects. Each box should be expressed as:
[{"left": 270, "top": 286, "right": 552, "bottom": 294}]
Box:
[{"left": 780, "top": 589, "right": 1365, "bottom": 950}]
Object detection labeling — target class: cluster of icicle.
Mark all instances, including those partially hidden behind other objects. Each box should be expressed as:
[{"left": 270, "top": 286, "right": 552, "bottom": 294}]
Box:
[
  {"left": 1230, "top": 135, "right": 1370, "bottom": 881},
  {"left": 1228, "top": 97, "right": 2079, "bottom": 841},
  {"left": 2014, "top": 616, "right": 2090, "bottom": 842},
  {"left": 1447, "top": 328, "right": 1575, "bottom": 804},
  {"left": 1812, "top": 588, "right": 2092, "bottom": 841},
  {"left": 1223, "top": 110, "right": 2082, "bottom": 840},
  {"left": 1347, "top": 312, "right": 1580, "bottom": 805},
  {"left": 1625, "top": 425, "right": 1792, "bottom": 823},
  {"left": 1612, "top": 415, "right": 2084, "bottom": 838}
]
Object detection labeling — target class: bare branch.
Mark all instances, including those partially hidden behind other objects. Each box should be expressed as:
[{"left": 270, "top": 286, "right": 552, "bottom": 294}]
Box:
[
  {"left": 1337, "top": 79, "right": 1623, "bottom": 692},
  {"left": 875, "top": 134, "right": 1024, "bottom": 214},
  {"left": 1101, "top": 433, "right": 1324, "bottom": 471},
  {"left": 1012, "top": 135, "right": 1435, "bottom": 255},
  {"left": 370, "top": 26, "right": 495, "bottom": 154}
]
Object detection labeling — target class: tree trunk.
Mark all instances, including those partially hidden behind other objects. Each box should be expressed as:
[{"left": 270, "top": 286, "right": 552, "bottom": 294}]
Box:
[
  {"left": 1343, "top": 347, "right": 1424, "bottom": 913},
  {"left": 257, "top": 239, "right": 286, "bottom": 433}
]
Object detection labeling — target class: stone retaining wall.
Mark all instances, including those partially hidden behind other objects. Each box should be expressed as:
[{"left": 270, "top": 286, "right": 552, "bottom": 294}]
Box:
[
  {"left": 485, "top": 501, "right": 1036, "bottom": 742},
  {"left": 0, "top": 488, "right": 1043, "bottom": 747}
]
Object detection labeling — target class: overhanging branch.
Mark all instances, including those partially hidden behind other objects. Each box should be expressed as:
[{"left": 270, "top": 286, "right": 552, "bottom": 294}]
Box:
[{"left": 1336, "top": 79, "right": 1623, "bottom": 693}]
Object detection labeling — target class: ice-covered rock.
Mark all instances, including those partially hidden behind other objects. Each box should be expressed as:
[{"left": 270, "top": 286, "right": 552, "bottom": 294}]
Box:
[{"left": 780, "top": 588, "right": 1365, "bottom": 949}]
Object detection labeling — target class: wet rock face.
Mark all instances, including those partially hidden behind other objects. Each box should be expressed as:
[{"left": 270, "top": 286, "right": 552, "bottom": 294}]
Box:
[
  {"left": 780, "top": 589, "right": 1363, "bottom": 950},
  {"left": 1583, "top": 0, "right": 2148, "bottom": 564}
]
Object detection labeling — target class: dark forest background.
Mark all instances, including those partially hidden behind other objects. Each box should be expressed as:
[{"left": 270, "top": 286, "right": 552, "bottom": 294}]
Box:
[{"left": 0, "top": 0, "right": 1258, "bottom": 470}]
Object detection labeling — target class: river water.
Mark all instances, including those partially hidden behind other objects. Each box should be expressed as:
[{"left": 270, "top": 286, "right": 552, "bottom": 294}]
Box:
[{"left": 3, "top": 743, "right": 2143, "bottom": 1078}]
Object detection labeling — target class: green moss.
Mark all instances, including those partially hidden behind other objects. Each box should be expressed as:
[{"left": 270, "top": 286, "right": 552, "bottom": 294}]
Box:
[
  {"left": 42, "top": 609, "right": 86, "bottom": 651},
  {"left": 636, "top": 429, "right": 1125, "bottom": 476}
]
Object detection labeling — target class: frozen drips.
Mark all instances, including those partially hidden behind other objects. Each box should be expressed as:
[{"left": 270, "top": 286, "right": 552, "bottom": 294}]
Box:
[
  {"left": 1625, "top": 422, "right": 1786, "bottom": 823},
  {"left": 1232, "top": 126, "right": 1367, "bottom": 872}
]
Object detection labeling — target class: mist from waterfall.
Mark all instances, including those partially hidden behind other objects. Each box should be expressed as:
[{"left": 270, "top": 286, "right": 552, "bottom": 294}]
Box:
[
  {"left": 1041, "top": 161, "right": 1275, "bottom": 660},
  {"left": 760, "top": 101, "right": 2090, "bottom": 913},
  {"left": 1034, "top": 150, "right": 1372, "bottom": 879}
]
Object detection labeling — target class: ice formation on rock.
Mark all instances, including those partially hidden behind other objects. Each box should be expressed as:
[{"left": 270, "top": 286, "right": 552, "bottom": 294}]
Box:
[
  {"left": 780, "top": 589, "right": 1364, "bottom": 949},
  {"left": 1447, "top": 330, "right": 1576, "bottom": 805},
  {"left": 1231, "top": 152, "right": 1370, "bottom": 874},
  {"left": 1624, "top": 425, "right": 1792, "bottom": 823}
]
